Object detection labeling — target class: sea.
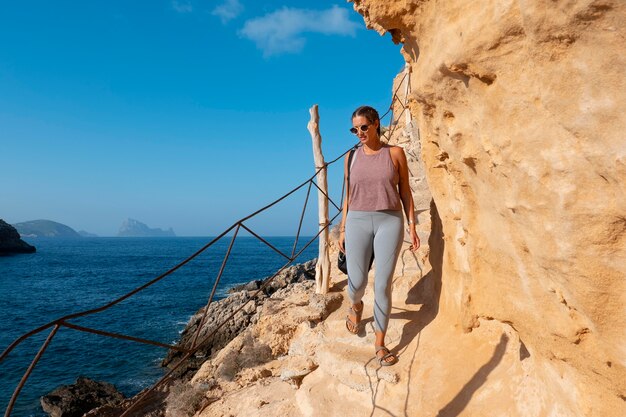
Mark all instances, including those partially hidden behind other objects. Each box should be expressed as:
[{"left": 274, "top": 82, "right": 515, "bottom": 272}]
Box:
[{"left": 0, "top": 236, "right": 318, "bottom": 416}]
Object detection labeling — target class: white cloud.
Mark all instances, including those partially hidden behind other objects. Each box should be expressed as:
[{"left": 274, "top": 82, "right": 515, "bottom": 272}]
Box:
[
  {"left": 239, "top": 6, "right": 360, "bottom": 57},
  {"left": 172, "top": 0, "right": 192, "bottom": 13},
  {"left": 212, "top": 0, "right": 244, "bottom": 24}
]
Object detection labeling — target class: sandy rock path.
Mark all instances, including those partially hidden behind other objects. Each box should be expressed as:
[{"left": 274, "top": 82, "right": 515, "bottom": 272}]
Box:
[{"left": 195, "top": 269, "right": 538, "bottom": 417}]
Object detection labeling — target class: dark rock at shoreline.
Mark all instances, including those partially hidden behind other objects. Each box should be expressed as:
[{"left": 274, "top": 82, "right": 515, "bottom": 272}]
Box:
[
  {"left": 227, "top": 279, "right": 264, "bottom": 293},
  {"left": 0, "top": 219, "right": 35, "bottom": 255},
  {"left": 227, "top": 260, "right": 317, "bottom": 295},
  {"left": 40, "top": 377, "right": 125, "bottom": 417},
  {"left": 162, "top": 259, "right": 317, "bottom": 378},
  {"left": 83, "top": 385, "right": 168, "bottom": 417}
]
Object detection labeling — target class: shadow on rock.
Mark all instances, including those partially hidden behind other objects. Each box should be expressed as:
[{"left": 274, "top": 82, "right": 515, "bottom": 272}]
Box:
[
  {"left": 436, "top": 333, "right": 509, "bottom": 417},
  {"left": 395, "top": 199, "right": 444, "bottom": 354}
]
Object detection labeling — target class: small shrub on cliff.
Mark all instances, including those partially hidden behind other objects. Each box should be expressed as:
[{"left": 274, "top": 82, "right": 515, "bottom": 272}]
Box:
[{"left": 165, "top": 382, "right": 208, "bottom": 417}]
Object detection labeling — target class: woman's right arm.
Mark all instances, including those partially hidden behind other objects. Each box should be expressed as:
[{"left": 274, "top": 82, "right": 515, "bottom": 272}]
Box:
[{"left": 338, "top": 153, "right": 350, "bottom": 253}]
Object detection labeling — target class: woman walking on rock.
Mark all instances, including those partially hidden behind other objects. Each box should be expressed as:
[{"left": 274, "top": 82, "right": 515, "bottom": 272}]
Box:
[{"left": 338, "top": 105, "right": 420, "bottom": 366}]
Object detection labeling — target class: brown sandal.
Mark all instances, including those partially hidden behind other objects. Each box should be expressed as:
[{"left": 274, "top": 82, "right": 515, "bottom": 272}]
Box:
[
  {"left": 345, "top": 301, "right": 363, "bottom": 334},
  {"left": 375, "top": 346, "right": 398, "bottom": 366}
]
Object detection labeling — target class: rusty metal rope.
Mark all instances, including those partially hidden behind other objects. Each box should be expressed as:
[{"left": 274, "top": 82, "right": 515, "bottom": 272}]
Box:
[
  {"left": 379, "top": 69, "right": 409, "bottom": 121},
  {"left": 0, "top": 148, "right": 351, "bottom": 417},
  {"left": 1, "top": 68, "right": 413, "bottom": 417},
  {"left": 383, "top": 70, "right": 412, "bottom": 141}
]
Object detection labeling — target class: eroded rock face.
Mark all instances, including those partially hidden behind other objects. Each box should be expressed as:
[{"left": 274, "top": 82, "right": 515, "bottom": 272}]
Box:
[{"left": 351, "top": 0, "right": 626, "bottom": 415}]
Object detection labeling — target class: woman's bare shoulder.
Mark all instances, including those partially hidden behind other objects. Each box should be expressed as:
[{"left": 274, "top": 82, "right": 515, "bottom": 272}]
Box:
[{"left": 388, "top": 145, "right": 406, "bottom": 157}]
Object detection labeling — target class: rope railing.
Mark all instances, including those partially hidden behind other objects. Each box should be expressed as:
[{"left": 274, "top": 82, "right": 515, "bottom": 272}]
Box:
[
  {"left": 1, "top": 67, "right": 412, "bottom": 417},
  {"left": 0, "top": 149, "right": 350, "bottom": 417}
]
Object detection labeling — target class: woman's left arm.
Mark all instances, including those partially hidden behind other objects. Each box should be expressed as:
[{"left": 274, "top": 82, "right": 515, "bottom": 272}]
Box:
[{"left": 392, "top": 146, "right": 420, "bottom": 251}]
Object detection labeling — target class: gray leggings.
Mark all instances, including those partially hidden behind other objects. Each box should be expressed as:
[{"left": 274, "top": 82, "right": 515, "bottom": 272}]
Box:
[{"left": 345, "top": 210, "right": 403, "bottom": 333}]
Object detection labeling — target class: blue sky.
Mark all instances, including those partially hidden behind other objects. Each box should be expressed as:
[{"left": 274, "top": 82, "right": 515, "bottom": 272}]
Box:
[{"left": 0, "top": 0, "right": 404, "bottom": 236}]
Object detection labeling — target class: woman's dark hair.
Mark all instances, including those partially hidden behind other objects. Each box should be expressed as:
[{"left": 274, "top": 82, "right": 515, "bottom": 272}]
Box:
[{"left": 352, "top": 105, "right": 381, "bottom": 136}]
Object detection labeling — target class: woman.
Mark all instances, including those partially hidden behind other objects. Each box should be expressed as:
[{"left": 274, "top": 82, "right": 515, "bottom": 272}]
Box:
[{"left": 338, "top": 105, "right": 420, "bottom": 366}]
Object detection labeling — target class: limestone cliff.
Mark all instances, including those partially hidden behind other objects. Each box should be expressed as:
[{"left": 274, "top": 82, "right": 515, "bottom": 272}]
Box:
[{"left": 353, "top": 0, "right": 626, "bottom": 415}]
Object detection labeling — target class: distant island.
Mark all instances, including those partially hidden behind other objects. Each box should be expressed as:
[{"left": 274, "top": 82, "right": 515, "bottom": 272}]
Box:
[
  {"left": 117, "top": 218, "right": 176, "bottom": 237},
  {"left": 78, "top": 230, "right": 99, "bottom": 237},
  {"left": 0, "top": 219, "right": 36, "bottom": 254},
  {"left": 13, "top": 220, "right": 82, "bottom": 238}
]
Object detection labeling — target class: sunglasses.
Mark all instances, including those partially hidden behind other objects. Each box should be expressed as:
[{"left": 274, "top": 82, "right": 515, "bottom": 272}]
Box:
[{"left": 350, "top": 124, "right": 371, "bottom": 134}]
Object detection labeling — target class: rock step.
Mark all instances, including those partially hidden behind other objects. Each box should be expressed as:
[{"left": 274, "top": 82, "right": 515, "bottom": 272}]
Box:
[
  {"left": 314, "top": 340, "right": 399, "bottom": 392},
  {"left": 295, "top": 369, "right": 374, "bottom": 417},
  {"left": 292, "top": 311, "right": 403, "bottom": 394}
]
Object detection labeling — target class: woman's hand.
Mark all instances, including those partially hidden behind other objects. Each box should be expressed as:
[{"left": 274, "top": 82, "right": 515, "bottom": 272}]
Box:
[
  {"left": 393, "top": 147, "right": 420, "bottom": 253},
  {"left": 339, "top": 231, "right": 346, "bottom": 253},
  {"left": 410, "top": 227, "right": 420, "bottom": 252}
]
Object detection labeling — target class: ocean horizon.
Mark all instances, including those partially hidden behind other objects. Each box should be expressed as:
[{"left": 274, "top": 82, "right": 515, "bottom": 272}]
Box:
[{"left": 0, "top": 236, "right": 318, "bottom": 416}]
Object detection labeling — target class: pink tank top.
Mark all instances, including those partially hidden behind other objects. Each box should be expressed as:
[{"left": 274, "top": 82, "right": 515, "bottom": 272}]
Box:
[{"left": 349, "top": 145, "right": 402, "bottom": 211}]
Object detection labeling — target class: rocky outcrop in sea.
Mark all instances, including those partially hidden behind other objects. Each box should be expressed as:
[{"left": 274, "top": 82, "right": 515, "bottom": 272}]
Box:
[
  {"left": 40, "top": 377, "right": 125, "bottom": 417},
  {"left": 0, "top": 219, "right": 35, "bottom": 255},
  {"left": 117, "top": 219, "right": 176, "bottom": 237}
]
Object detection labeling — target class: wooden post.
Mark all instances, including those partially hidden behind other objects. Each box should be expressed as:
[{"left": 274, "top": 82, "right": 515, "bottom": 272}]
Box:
[{"left": 307, "top": 104, "right": 331, "bottom": 294}]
